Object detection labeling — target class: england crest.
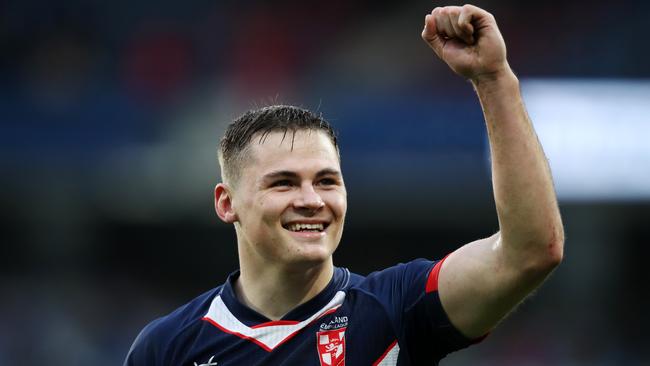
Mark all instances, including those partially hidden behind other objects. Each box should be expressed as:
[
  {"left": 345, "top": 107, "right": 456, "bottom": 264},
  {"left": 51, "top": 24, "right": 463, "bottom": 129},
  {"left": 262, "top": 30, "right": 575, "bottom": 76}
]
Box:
[{"left": 317, "top": 327, "right": 346, "bottom": 366}]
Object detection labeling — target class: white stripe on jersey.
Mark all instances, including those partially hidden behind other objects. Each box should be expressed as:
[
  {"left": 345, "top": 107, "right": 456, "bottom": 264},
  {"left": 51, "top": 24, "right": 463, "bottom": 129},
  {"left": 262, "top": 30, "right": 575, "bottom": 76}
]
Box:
[
  {"left": 204, "top": 291, "right": 346, "bottom": 351},
  {"left": 375, "top": 342, "right": 400, "bottom": 366}
]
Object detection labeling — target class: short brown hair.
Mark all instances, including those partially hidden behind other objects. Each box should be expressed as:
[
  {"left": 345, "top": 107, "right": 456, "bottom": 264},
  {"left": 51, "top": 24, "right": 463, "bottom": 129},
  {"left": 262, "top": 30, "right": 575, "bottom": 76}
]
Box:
[{"left": 218, "top": 105, "right": 339, "bottom": 184}]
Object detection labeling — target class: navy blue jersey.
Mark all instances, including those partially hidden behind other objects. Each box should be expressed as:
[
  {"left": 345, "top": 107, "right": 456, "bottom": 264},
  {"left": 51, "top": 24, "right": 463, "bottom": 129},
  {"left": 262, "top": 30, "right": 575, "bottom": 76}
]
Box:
[{"left": 125, "top": 258, "right": 482, "bottom": 365}]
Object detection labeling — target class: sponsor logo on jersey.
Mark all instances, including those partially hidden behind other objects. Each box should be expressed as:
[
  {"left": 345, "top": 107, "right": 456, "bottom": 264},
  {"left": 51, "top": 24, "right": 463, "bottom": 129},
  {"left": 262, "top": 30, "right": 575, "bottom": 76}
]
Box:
[
  {"left": 320, "top": 315, "right": 348, "bottom": 330},
  {"left": 194, "top": 355, "right": 218, "bottom": 366},
  {"left": 317, "top": 327, "right": 346, "bottom": 366}
]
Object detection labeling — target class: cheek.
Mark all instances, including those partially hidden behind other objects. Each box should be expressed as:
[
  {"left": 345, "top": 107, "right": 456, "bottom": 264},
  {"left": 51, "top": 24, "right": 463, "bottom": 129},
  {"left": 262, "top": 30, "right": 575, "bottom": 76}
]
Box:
[
  {"left": 324, "top": 191, "right": 347, "bottom": 218},
  {"left": 258, "top": 195, "right": 289, "bottom": 222}
]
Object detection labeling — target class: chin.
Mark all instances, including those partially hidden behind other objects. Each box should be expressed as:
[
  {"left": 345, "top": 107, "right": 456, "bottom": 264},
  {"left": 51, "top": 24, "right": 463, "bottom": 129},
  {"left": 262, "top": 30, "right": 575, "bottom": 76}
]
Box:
[{"left": 283, "top": 245, "right": 335, "bottom": 268}]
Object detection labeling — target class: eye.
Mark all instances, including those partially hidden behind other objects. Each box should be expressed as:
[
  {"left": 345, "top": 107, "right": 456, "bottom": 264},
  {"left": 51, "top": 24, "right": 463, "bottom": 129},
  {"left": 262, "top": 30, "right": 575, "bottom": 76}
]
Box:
[
  {"left": 270, "top": 179, "right": 293, "bottom": 188},
  {"left": 318, "top": 178, "right": 338, "bottom": 186}
]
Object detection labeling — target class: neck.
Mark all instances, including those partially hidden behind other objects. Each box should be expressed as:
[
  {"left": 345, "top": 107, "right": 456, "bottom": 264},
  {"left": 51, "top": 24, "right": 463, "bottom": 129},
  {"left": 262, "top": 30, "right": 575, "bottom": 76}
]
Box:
[{"left": 236, "top": 258, "right": 334, "bottom": 321}]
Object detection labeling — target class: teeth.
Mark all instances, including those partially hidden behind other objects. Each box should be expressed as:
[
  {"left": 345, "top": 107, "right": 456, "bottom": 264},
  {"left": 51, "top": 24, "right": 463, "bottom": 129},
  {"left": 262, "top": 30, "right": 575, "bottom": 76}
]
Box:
[{"left": 287, "top": 223, "right": 325, "bottom": 232}]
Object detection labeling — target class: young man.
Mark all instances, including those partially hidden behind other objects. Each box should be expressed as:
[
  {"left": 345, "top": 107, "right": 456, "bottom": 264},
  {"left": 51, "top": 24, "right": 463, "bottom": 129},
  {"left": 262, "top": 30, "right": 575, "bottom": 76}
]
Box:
[{"left": 125, "top": 4, "right": 564, "bottom": 365}]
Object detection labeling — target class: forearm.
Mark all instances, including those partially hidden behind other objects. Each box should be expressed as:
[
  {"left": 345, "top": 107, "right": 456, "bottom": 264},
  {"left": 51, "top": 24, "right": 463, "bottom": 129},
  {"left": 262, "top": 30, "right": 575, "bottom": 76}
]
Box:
[{"left": 474, "top": 68, "right": 564, "bottom": 268}]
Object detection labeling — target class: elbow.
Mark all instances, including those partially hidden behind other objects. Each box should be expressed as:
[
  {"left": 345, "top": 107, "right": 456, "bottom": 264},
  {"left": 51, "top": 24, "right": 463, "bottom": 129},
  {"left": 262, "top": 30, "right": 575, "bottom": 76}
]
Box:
[
  {"left": 546, "top": 238, "right": 564, "bottom": 268},
  {"left": 515, "top": 236, "right": 563, "bottom": 282},
  {"left": 549, "top": 222, "right": 565, "bottom": 263},
  {"left": 512, "top": 226, "right": 564, "bottom": 275},
  {"left": 537, "top": 226, "right": 565, "bottom": 271}
]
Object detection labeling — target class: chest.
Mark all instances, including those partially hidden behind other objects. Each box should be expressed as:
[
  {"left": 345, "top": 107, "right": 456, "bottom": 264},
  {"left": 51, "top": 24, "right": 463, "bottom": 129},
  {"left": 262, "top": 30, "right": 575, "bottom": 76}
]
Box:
[{"left": 176, "top": 300, "right": 400, "bottom": 366}]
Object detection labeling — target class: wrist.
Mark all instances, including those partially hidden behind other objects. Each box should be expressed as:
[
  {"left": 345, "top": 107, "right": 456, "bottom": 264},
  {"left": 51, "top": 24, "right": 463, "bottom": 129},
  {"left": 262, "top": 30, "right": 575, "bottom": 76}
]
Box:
[{"left": 470, "top": 64, "right": 518, "bottom": 91}]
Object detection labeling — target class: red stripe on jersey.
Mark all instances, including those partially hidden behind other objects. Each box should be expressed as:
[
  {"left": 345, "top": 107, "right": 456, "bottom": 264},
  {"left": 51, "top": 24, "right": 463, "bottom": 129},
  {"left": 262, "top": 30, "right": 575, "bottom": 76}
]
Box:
[
  {"left": 251, "top": 320, "right": 300, "bottom": 329},
  {"left": 201, "top": 305, "right": 342, "bottom": 352},
  {"left": 425, "top": 254, "right": 451, "bottom": 293},
  {"left": 372, "top": 339, "right": 398, "bottom": 366},
  {"left": 202, "top": 317, "right": 274, "bottom": 352}
]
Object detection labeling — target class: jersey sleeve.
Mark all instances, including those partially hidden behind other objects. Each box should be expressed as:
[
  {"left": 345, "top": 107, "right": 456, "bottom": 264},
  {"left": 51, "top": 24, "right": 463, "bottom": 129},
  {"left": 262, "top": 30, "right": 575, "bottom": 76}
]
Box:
[
  {"left": 123, "top": 287, "right": 218, "bottom": 366},
  {"left": 123, "top": 318, "right": 166, "bottom": 366},
  {"left": 361, "top": 258, "right": 482, "bottom": 362}
]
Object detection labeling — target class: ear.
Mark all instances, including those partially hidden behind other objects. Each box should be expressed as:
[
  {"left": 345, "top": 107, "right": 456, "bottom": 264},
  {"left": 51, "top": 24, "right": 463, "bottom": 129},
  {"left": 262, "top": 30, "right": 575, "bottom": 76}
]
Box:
[{"left": 215, "top": 183, "right": 238, "bottom": 223}]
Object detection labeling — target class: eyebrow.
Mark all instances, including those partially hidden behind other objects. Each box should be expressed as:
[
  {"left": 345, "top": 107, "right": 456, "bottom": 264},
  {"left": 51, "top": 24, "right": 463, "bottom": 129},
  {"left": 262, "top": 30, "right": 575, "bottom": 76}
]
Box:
[{"left": 261, "top": 168, "right": 342, "bottom": 182}]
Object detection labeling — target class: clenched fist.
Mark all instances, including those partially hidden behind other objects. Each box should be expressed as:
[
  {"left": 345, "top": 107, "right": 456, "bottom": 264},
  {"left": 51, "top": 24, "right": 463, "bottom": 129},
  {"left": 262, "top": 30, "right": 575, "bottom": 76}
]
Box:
[{"left": 422, "top": 4, "right": 510, "bottom": 83}]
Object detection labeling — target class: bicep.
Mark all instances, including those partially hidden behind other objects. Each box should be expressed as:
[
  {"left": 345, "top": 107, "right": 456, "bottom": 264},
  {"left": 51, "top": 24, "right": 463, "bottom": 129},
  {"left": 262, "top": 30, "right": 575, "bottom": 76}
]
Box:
[{"left": 438, "top": 232, "right": 553, "bottom": 338}]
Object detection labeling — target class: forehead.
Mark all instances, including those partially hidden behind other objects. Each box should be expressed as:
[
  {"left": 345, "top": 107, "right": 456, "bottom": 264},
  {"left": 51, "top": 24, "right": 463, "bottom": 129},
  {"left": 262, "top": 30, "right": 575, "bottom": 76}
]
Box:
[{"left": 244, "top": 129, "right": 340, "bottom": 176}]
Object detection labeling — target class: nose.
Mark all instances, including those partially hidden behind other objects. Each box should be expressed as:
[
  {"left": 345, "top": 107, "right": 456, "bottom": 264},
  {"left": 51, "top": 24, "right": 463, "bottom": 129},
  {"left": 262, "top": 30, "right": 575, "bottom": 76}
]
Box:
[{"left": 294, "top": 183, "right": 325, "bottom": 211}]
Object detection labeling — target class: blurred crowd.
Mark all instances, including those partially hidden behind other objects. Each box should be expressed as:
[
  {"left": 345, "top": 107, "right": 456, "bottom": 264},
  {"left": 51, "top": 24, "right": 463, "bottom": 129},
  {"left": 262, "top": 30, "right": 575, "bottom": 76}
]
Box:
[{"left": 1, "top": 0, "right": 649, "bottom": 365}]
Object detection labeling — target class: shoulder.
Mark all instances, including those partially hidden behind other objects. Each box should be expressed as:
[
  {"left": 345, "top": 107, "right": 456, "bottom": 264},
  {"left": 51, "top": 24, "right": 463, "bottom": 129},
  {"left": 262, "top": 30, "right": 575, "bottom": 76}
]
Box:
[
  {"left": 343, "top": 258, "right": 438, "bottom": 316},
  {"left": 125, "top": 286, "right": 222, "bottom": 365},
  {"left": 153, "top": 286, "right": 220, "bottom": 336},
  {"left": 349, "top": 258, "right": 436, "bottom": 291}
]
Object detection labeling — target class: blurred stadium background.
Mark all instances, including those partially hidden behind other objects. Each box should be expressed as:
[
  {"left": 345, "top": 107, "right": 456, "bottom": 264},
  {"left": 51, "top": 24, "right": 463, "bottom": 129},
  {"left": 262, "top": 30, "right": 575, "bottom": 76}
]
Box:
[{"left": 1, "top": 0, "right": 649, "bottom": 364}]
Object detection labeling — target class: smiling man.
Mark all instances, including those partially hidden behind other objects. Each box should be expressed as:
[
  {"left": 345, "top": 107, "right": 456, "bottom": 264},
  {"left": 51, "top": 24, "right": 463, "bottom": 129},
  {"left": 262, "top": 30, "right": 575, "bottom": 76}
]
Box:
[{"left": 125, "top": 4, "right": 564, "bottom": 366}]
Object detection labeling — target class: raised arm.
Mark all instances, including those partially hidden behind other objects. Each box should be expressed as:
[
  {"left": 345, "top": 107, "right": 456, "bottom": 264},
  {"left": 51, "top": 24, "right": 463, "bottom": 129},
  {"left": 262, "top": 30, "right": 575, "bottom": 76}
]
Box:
[{"left": 421, "top": 4, "right": 564, "bottom": 338}]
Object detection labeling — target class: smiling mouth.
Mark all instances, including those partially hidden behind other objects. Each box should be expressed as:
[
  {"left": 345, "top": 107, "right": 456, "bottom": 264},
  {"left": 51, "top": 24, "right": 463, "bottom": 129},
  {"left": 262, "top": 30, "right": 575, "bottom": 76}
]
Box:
[{"left": 283, "top": 222, "right": 328, "bottom": 232}]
